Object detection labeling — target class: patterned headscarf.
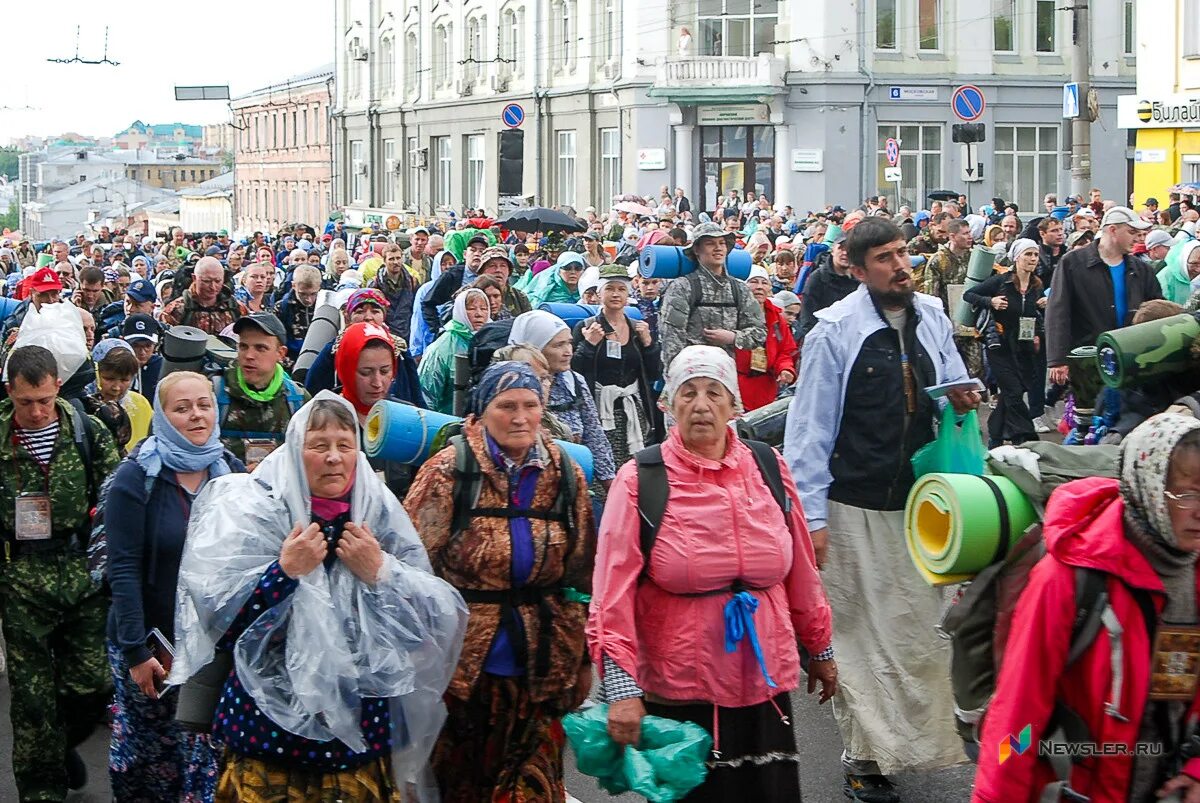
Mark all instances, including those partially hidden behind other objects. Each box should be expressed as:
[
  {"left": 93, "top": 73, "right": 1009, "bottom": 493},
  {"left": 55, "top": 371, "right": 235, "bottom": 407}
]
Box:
[
  {"left": 344, "top": 288, "right": 390, "bottom": 317},
  {"left": 660, "top": 345, "right": 744, "bottom": 414},
  {"left": 1120, "top": 412, "right": 1200, "bottom": 549},
  {"left": 468, "top": 361, "right": 545, "bottom": 416}
]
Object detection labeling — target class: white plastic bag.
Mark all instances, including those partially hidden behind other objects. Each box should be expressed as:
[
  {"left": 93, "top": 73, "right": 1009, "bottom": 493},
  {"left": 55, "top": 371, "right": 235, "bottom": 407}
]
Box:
[{"left": 10, "top": 302, "right": 88, "bottom": 381}]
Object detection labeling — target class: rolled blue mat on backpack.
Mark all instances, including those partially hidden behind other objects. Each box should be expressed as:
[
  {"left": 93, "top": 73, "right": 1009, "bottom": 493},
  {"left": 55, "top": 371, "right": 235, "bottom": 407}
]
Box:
[
  {"left": 364, "top": 399, "right": 594, "bottom": 482},
  {"left": 639, "top": 245, "right": 752, "bottom": 280},
  {"left": 537, "top": 302, "right": 644, "bottom": 330},
  {"left": 0, "top": 295, "right": 20, "bottom": 321}
]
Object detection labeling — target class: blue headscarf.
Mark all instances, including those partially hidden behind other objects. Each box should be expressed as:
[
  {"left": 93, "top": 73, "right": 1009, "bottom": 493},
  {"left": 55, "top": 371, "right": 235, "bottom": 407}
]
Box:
[
  {"left": 135, "top": 379, "right": 233, "bottom": 480},
  {"left": 468, "top": 361, "right": 545, "bottom": 416}
]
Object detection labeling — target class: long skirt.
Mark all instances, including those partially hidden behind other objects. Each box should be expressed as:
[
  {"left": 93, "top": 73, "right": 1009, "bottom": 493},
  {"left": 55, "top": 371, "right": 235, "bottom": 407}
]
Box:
[
  {"left": 823, "top": 502, "right": 964, "bottom": 774},
  {"left": 108, "top": 640, "right": 221, "bottom": 803},
  {"left": 214, "top": 753, "right": 400, "bottom": 803},
  {"left": 432, "top": 673, "right": 567, "bottom": 803},
  {"left": 644, "top": 693, "right": 802, "bottom": 802}
]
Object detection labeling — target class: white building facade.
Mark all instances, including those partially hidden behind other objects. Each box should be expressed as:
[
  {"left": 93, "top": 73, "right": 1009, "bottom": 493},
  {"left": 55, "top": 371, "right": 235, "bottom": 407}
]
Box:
[{"left": 333, "top": 0, "right": 1136, "bottom": 221}]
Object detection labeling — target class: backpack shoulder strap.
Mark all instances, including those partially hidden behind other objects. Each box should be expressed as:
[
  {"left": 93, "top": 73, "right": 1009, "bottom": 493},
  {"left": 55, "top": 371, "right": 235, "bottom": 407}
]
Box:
[
  {"left": 634, "top": 444, "right": 668, "bottom": 575},
  {"left": 280, "top": 375, "right": 305, "bottom": 415},
  {"left": 449, "top": 435, "right": 482, "bottom": 538},
  {"left": 69, "top": 404, "right": 99, "bottom": 510},
  {"left": 1066, "top": 567, "right": 1109, "bottom": 666},
  {"left": 686, "top": 270, "right": 703, "bottom": 310},
  {"left": 743, "top": 439, "right": 790, "bottom": 518},
  {"left": 212, "top": 375, "right": 230, "bottom": 428},
  {"left": 554, "top": 444, "right": 579, "bottom": 556}
]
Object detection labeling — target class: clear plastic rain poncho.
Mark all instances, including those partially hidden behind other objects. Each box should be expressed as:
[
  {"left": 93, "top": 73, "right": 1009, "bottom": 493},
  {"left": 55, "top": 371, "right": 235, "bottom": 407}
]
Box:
[{"left": 169, "top": 390, "right": 468, "bottom": 788}]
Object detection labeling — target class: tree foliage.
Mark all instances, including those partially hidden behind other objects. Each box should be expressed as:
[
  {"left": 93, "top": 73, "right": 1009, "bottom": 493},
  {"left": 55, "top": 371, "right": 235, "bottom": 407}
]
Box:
[
  {"left": 0, "top": 200, "right": 18, "bottom": 231},
  {"left": 0, "top": 147, "right": 20, "bottom": 181}
]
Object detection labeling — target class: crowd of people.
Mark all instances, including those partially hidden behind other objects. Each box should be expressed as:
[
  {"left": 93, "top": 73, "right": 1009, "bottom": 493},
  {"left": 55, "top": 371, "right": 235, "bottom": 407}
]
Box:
[{"left": 0, "top": 178, "right": 1197, "bottom": 803}]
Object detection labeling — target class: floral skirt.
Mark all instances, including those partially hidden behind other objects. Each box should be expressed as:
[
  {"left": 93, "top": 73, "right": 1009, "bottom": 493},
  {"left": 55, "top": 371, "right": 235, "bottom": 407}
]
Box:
[
  {"left": 214, "top": 752, "right": 400, "bottom": 803},
  {"left": 107, "top": 640, "right": 221, "bottom": 803},
  {"left": 432, "top": 674, "right": 567, "bottom": 803}
]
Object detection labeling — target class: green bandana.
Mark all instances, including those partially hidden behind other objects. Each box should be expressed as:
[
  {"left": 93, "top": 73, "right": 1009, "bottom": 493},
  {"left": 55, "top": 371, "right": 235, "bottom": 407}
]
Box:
[{"left": 237, "top": 364, "right": 285, "bottom": 402}]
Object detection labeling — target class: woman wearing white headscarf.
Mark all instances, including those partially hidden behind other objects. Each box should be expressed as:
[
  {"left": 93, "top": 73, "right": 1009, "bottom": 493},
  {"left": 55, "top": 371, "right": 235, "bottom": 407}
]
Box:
[
  {"left": 964, "top": 237, "right": 1047, "bottom": 446},
  {"left": 510, "top": 310, "right": 617, "bottom": 487},
  {"left": 170, "top": 392, "right": 467, "bottom": 802},
  {"left": 589, "top": 345, "right": 835, "bottom": 803},
  {"left": 418, "top": 288, "right": 492, "bottom": 413}
]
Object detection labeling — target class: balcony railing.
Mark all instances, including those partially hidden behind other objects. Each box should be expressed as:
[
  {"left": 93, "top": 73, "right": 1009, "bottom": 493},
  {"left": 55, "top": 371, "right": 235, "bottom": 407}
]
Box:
[{"left": 655, "top": 54, "right": 785, "bottom": 89}]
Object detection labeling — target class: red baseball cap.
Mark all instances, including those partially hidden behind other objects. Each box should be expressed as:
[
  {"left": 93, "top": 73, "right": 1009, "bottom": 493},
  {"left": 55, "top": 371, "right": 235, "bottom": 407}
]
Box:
[{"left": 29, "top": 266, "right": 63, "bottom": 293}]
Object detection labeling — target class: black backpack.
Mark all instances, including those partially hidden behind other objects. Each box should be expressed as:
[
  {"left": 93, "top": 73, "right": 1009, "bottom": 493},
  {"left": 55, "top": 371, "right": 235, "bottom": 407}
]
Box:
[
  {"left": 634, "top": 438, "right": 788, "bottom": 576},
  {"left": 466, "top": 319, "right": 516, "bottom": 386}
]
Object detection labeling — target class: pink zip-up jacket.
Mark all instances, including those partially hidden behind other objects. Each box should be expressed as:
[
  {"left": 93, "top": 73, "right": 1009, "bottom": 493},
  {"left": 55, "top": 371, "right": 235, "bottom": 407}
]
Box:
[{"left": 587, "top": 428, "right": 833, "bottom": 708}]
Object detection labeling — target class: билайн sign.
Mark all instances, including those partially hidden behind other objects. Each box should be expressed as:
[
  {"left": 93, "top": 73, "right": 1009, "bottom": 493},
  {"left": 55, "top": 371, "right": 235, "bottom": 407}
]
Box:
[{"left": 1117, "top": 94, "right": 1200, "bottom": 129}]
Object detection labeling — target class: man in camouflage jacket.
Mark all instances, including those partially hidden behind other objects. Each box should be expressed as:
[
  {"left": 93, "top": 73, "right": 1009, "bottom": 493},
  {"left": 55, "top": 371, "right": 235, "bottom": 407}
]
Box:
[
  {"left": 0, "top": 345, "right": 120, "bottom": 801},
  {"left": 921, "top": 219, "right": 982, "bottom": 376},
  {"left": 659, "top": 222, "right": 766, "bottom": 370},
  {"left": 214, "top": 312, "right": 310, "bottom": 466},
  {"left": 159, "top": 256, "right": 246, "bottom": 335}
]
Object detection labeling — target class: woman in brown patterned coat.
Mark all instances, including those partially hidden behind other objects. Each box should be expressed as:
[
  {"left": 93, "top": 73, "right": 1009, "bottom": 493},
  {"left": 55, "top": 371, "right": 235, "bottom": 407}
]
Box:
[{"left": 404, "top": 360, "right": 595, "bottom": 802}]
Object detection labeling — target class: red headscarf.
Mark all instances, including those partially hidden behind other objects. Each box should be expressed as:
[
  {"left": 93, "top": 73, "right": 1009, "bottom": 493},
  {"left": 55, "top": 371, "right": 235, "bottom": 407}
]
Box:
[{"left": 335, "top": 322, "right": 396, "bottom": 415}]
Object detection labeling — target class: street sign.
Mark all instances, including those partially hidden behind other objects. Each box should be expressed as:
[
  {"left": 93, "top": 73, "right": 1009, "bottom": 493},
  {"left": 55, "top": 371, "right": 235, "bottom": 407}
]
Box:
[
  {"left": 791, "top": 149, "right": 824, "bottom": 171},
  {"left": 889, "top": 86, "right": 938, "bottom": 101},
  {"left": 885, "top": 138, "right": 900, "bottom": 167},
  {"left": 1063, "top": 83, "right": 1080, "bottom": 119},
  {"left": 884, "top": 166, "right": 903, "bottom": 182},
  {"left": 501, "top": 103, "right": 525, "bottom": 128},
  {"left": 1135, "top": 149, "right": 1168, "bottom": 163},
  {"left": 637, "top": 148, "right": 667, "bottom": 170},
  {"left": 960, "top": 144, "right": 984, "bottom": 182},
  {"left": 952, "top": 85, "right": 986, "bottom": 122}
]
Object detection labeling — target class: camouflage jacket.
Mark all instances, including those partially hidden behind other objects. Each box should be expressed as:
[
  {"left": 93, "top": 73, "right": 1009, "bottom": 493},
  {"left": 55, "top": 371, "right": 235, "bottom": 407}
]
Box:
[
  {"left": 907, "top": 231, "right": 945, "bottom": 257},
  {"left": 921, "top": 245, "right": 972, "bottom": 315},
  {"left": 660, "top": 265, "right": 766, "bottom": 370},
  {"left": 14, "top": 245, "right": 36, "bottom": 268},
  {"left": 215, "top": 365, "right": 310, "bottom": 463},
  {"left": 161, "top": 290, "right": 247, "bottom": 335},
  {"left": 0, "top": 398, "right": 120, "bottom": 544}
]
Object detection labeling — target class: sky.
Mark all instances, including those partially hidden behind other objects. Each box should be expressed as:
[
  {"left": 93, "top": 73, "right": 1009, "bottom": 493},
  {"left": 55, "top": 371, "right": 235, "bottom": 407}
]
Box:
[{"left": 0, "top": 0, "right": 335, "bottom": 144}]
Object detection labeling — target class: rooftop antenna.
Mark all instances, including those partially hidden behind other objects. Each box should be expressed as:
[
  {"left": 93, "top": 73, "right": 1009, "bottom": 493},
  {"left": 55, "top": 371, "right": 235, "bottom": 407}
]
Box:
[{"left": 47, "top": 25, "right": 119, "bottom": 66}]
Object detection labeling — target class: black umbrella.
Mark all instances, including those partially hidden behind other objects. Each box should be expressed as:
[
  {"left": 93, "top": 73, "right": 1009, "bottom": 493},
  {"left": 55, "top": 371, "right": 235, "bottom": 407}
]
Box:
[
  {"left": 926, "top": 189, "right": 962, "bottom": 202},
  {"left": 496, "top": 207, "right": 586, "bottom": 233}
]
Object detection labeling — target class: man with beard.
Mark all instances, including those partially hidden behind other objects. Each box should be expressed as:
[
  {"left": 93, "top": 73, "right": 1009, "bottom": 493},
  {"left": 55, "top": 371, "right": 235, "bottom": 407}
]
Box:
[
  {"left": 785, "top": 217, "right": 979, "bottom": 803},
  {"left": 907, "top": 211, "right": 950, "bottom": 256}
]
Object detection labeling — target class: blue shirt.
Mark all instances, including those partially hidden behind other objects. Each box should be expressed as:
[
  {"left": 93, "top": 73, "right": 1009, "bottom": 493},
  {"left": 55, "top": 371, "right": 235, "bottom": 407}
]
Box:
[{"left": 1107, "top": 259, "right": 1127, "bottom": 328}]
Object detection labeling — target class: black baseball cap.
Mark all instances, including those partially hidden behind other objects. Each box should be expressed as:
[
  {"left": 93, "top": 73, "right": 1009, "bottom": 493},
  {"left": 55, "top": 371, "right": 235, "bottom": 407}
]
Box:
[
  {"left": 466, "top": 235, "right": 489, "bottom": 248},
  {"left": 233, "top": 312, "right": 287, "bottom": 343},
  {"left": 122, "top": 313, "right": 162, "bottom": 343}
]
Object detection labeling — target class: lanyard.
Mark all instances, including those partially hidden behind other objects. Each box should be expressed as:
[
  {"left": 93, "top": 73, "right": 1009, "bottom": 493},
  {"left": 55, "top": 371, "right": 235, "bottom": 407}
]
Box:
[{"left": 11, "top": 431, "right": 51, "bottom": 494}]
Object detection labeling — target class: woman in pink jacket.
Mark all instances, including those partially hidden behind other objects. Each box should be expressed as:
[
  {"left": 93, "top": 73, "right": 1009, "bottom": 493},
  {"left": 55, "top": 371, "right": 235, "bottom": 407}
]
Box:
[
  {"left": 974, "top": 413, "right": 1200, "bottom": 803},
  {"left": 586, "top": 345, "right": 836, "bottom": 801}
]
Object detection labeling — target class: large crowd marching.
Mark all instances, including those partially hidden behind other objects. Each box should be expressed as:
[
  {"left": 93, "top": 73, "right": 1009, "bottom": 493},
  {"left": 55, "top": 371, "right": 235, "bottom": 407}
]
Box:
[{"left": 0, "top": 181, "right": 1199, "bottom": 803}]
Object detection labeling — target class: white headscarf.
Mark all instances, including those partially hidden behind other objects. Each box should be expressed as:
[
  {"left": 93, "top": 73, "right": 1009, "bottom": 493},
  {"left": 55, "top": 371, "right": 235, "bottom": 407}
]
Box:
[
  {"left": 508, "top": 309, "right": 569, "bottom": 350},
  {"left": 661, "top": 344, "right": 744, "bottom": 414},
  {"left": 578, "top": 265, "right": 601, "bottom": 298},
  {"left": 451, "top": 287, "right": 491, "bottom": 331},
  {"left": 1008, "top": 237, "right": 1040, "bottom": 261},
  {"left": 747, "top": 265, "right": 771, "bottom": 283}
]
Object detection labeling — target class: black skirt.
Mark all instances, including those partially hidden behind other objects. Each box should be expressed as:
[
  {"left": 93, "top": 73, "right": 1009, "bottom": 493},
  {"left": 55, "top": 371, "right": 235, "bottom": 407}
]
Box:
[{"left": 644, "top": 693, "right": 802, "bottom": 802}]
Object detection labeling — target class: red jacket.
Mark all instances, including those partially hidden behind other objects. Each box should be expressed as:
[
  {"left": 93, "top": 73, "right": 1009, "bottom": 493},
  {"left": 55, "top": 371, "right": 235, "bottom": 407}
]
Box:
[
  {"left": 973, "top": 477, "right": 1200, "bottom": 802},
  {"left": 735, "top": 301, "right": 796, "bottom": 412}
]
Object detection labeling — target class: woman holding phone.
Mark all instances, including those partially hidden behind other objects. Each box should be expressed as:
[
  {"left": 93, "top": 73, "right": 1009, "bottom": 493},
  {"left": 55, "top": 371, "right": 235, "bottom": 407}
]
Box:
[{"left": 104, "top": 371, "right": 244, "bottom": 802}]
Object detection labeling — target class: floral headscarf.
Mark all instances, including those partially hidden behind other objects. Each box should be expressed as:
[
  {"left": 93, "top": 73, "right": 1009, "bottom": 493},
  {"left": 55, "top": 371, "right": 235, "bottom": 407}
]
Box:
[{"left": 1120, "top": 412, "right": 1200, "bottom": 549}]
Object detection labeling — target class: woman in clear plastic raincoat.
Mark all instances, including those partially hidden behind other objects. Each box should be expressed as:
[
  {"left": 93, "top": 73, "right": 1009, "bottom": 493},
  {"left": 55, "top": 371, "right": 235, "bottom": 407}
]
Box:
[
  {"left": 515, "top": 252, "right": 585, "bottom": 306},
  {"left": 417, "top": 288, "right": 491, "bottom": 414},
  {"left": 169, "top": 391, "right": 468, "bottom": 802}
]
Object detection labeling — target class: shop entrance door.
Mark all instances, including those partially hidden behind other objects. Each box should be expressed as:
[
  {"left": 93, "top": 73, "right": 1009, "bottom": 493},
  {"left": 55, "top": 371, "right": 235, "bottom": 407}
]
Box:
[{"left": 700, "top": 125, "right": 775, "bottom": 216}]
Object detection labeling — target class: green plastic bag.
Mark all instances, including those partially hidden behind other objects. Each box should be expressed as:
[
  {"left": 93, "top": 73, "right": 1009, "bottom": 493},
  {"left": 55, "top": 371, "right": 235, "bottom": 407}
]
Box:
[
  {"left": 911, "top": 405, "right": 987, "bottom": 479},
  {"left": 562, "top": 703, "right": 712, "bottom": 802}
]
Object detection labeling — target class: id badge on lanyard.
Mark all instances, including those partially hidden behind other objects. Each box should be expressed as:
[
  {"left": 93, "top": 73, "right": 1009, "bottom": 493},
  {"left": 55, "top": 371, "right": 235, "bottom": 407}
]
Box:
[
  {"left": 244, "top": 439, "right": 279, "bottom": 466},
  {"left": 1149, "top": 624, "right": 1200, "bottom": 700},
  {"left": 14, "top": 494, "right": 52, "bottom": 541},
  {"left": 1018, "top": 317, "right": 1036, "bottom": 342},
  {"left": 606, "top": 339, "right": 622, "bottom": 360}
]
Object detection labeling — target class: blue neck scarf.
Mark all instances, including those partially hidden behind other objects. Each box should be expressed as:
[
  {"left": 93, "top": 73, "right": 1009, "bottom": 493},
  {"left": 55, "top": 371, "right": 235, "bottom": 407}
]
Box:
[{"left": 135, "top": 388, "right": 232, "bottom": 480}]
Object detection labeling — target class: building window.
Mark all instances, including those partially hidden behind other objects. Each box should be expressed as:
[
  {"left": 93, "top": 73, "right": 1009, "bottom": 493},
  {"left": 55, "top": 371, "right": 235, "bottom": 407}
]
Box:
[
  {"left": 500, "top": 8, "right": 521, "bottom": 75},
  {"left": 383, "top": 139, "right": 397, "bottom": 205},
  {"left": 407, "top": 136, "right": 419, "bottom": 208},
  {"left": 273, "top": 113, "right": 278, "bottom": 149},
  {"left": 291, "top": 111, "right": 298, "bottom": 148},
  {"left": 405, "top": 31, "right": 419, "bottom": 92},
  {"left": 994, "top": 126, "right": 1059, "bottom": 214},
  {"left": 435, "top": 136, "right": 452, "bottom": 207},
  {"left": 1035, "top": 0, "right": 1056, "bottom": 52},
  {"left": 1123, "top": 0, "right": 1135, "bottom": 56},
  {"left": 466, "top": 135, "right": 485, "bottom": 210},
  {"left": 875, "top": 124, "right": 942, "bottom": 210},
  {"left": 380, "top": 35, "right": 395, "bottom": 95},
  {"left": 552, "top": 0, "right": 574, "bottom": 70},
  {"left": 599, "top": 128, "right": 620, "bottom": 207},
  {"left": 698, "top": 0, "right": 778, "bottom": 57},
  {"left": 351, "top": 139, "right": 364, "bottom": 203},
  {"left": 601, "top": 0, "right": 618, "bottom": 63},
  {"left": 300, "top": 109, "right": 307, "bottom": 147},
  {"left": 556, "top": 130, "right": 576, "bottom": 207},
  {"left": 465, "top": 17, "right": 481, "bottom": 82},
  {"left": 876, "top": 0, "right": 896, "bottom": 50},
  {"left": 993, "top": 0, "right": 1015, "bottom": 52},
  {"left": 434, "top": 24, "right": 451, "bottom": 87},
  {"left": 347, "top": 43, "right": 362, "bottom": 98},
  {"left": 918, "top": 0, "right": 940, "bottom": 50},
  {"left": 1187, "top": 0, "right": 1200, "bottom": 57}
]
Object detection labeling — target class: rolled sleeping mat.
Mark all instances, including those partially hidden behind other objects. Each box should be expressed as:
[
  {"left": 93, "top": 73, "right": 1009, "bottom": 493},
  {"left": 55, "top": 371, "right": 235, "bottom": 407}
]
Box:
[
  {"left": 639, "top": 245, "right": 752, "bottom": 281},
  {"left": 1095, "top": 313, "right": 1200, "bottom": 389},
  {"left": 536, "top": 302, "right": 645, "bottom": 331},
  {"left": 160, "top": 325, "right": 209, "bottom": 376},
  {"left": 205, "top": 335, "right": 237, "bottom": 368},
  {"left": 904, "top": 472, "right": 1038, "bottom": 586},
  {"left": 734, "top": 395, "right": 792, "bottom": 449},
  {"left": 822, "top": 224, "right": 843, "bottom": 245},
  {"left": 365, "top": 399, "right": 596, "bottom": 483},
  {"left": 1068, "top": 346, "right": 1105, "bottom": 411},
  {"left": 954, "top": 246, "right": 1002, "bottom": 327},
  {"left": 0, "top": 295, "right": 21, "bottom": 321},
  {"left": 291, "top": 304, "right": 342, "bottom": 381},
  {"left": 365, "top": 400, "right": 462, "bottom": 465}
]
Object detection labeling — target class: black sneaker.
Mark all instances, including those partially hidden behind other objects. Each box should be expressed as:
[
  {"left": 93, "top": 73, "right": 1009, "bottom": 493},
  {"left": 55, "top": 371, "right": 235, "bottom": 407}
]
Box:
[
  {"left": 66, "top": 747, "right": 87, "bottom": 790},
  {"left": 843, "top": 773, "right": 899, "bottom": 803}
]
